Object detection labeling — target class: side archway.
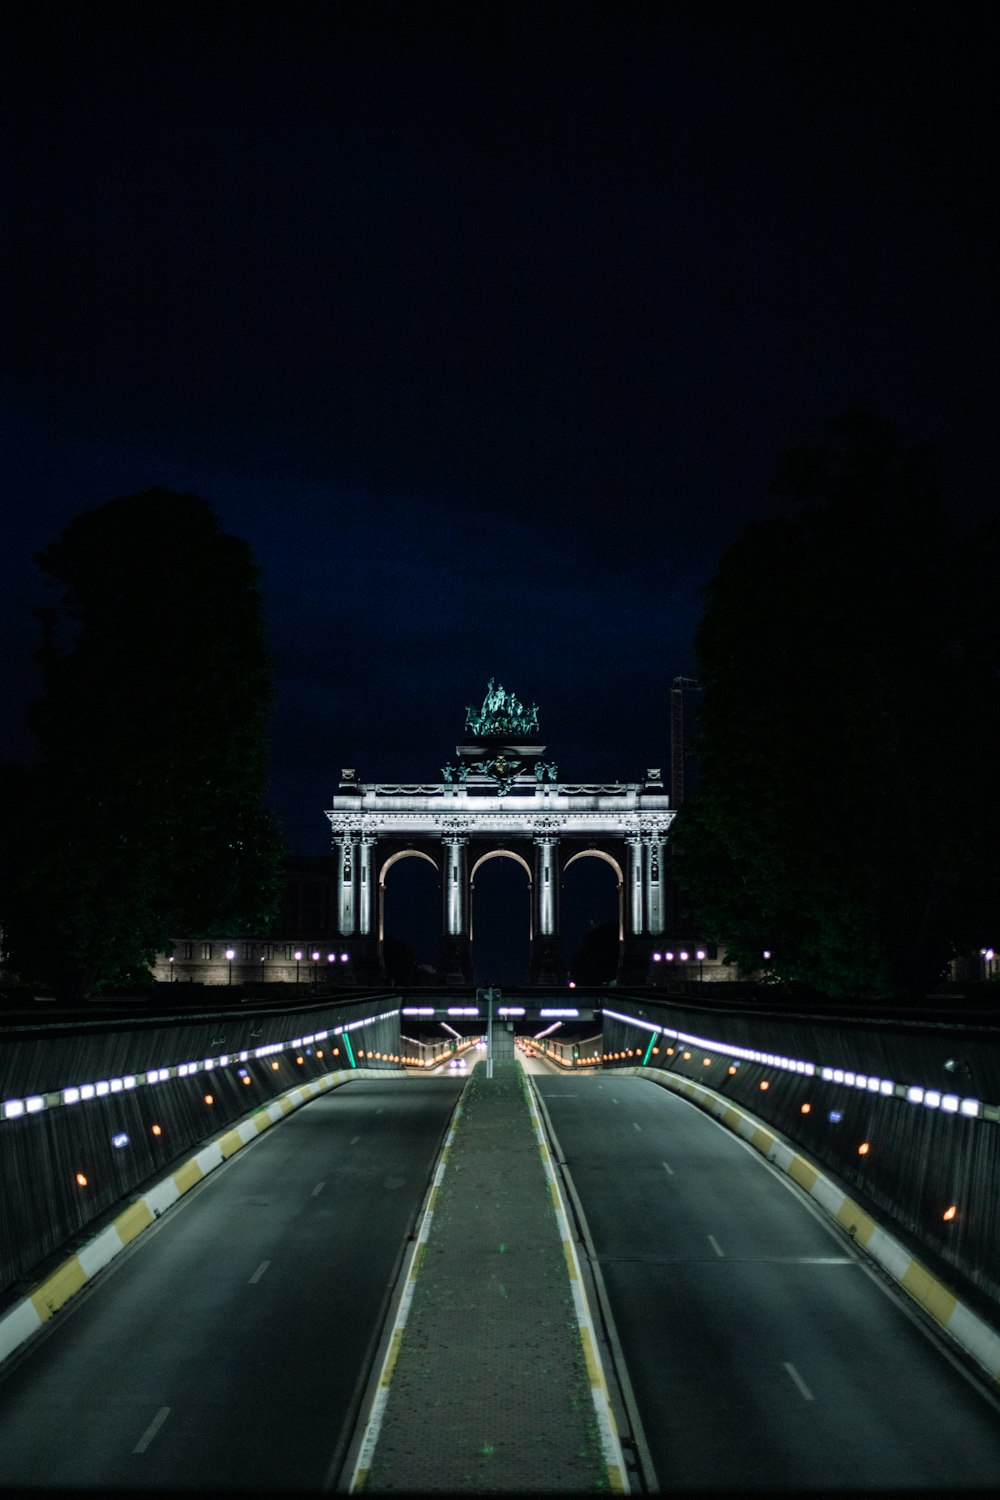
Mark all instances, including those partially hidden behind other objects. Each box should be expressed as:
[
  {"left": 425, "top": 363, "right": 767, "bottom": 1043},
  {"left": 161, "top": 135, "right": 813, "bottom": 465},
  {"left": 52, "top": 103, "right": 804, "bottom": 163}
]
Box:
[{"left": 378, "top": 849, "right": 439, "bottom": 945}]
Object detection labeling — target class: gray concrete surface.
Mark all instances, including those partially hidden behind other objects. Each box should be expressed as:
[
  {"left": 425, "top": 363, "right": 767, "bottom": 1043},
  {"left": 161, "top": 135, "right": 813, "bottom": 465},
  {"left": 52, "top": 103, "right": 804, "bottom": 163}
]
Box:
[{"left": 364, "top": 1059, "right": 607, "bottom": 1493}]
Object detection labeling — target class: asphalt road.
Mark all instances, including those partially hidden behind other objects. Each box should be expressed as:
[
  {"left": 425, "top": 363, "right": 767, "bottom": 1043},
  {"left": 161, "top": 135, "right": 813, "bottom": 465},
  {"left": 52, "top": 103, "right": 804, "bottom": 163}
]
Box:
[
  {"left": 0, "top": 1076, "right": 462, "bottom": 1493},
  {"left": 533, "top": 1070, "right": 1000, "bottom": 1494}
]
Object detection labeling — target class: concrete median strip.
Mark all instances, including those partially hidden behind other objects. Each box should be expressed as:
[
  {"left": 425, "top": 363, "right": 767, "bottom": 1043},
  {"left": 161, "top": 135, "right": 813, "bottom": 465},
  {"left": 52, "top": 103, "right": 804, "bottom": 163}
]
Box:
[
  {"left": 0, "top": 1066, "right": 404, "bottom": 1369},
  {"left": 622, "top": 1064, "right": 1000, "bottom": 1385}
]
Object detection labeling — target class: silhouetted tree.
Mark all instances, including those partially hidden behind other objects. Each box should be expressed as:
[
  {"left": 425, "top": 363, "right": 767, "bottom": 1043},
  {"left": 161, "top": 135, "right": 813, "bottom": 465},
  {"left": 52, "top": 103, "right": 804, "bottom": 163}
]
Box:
[
  {"left": 671, "top": 415, "right": 1000, "bottom": 1000},
  {"left": 0, "top": 489, "right": 284, "bottom": 1000}
]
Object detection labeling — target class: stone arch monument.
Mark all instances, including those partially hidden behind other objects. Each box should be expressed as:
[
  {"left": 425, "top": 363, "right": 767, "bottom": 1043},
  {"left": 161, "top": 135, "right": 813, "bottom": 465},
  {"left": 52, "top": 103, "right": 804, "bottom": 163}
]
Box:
[{"left": 326, "top": 682, "right": 674, "bottom": 984}]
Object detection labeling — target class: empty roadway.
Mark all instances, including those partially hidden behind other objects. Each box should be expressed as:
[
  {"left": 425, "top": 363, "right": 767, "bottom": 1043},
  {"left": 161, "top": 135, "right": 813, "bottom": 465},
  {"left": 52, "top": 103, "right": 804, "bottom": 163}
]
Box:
[
  {"left": 0, "top": 1076, "right": 461, "bottom": 1493},
  {"left": 534, "top": 1070, "right": 1000, "bottom": 1494}
]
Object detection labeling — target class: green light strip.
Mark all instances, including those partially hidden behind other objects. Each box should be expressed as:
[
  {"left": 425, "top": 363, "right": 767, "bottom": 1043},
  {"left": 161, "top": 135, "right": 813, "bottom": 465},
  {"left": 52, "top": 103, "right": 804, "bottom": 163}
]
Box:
[
  {"left": 642, "top": 1034, "right": 656, "bottom": 1067},
  {"left": 344, "top": 1033, "right": 357, "bottom": 1068}
]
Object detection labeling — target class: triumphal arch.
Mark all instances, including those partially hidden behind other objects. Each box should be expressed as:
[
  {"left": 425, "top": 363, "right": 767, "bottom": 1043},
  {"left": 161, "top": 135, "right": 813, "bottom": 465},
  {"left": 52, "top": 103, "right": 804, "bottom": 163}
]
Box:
[{"left": 326, "top": 683, "right": 675, "bottom": 985}]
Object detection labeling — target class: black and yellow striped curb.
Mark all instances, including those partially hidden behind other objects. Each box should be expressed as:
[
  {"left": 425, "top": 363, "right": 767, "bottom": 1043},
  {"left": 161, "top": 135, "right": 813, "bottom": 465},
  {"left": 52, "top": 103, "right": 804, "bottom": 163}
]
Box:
[
  {"left": 524, "top": 1078, "right": 628, "bottom": 1493},
  {"left": 622, "top": 1064, "right": 1000, "bottom": 1383},
  {"left": 0, "top": 1066, "right": 404, "bottom": 1368}
]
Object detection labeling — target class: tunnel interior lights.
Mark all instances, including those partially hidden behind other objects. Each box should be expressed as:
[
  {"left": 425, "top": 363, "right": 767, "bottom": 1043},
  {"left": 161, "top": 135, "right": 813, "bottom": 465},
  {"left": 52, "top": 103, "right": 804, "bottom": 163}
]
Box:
[
  {"left": 534, "top": 1022, "right": 564, "bottom": 1039},
  {"left": 440, "top": 1021, "right": 462, "bottom": 1039},
  {"left": 540, "top": 1008, "right": 579, "bottom": 1018},
  {"left": 402, "top": 1006, "right": 435, "bottom": 1015},
  {"left": 448, "top": 1007, "right": 480, "bottom": 1016},
  {"left": 498, "top": 1006, "right": 525, "bottom": 1016},
  {"left": 601, "top": 1006, "right": 984, "bottom": 1120}
]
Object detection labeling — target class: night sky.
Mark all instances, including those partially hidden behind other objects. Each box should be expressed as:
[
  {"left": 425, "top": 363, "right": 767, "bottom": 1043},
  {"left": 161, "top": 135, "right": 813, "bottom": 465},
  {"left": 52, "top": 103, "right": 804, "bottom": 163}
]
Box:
[{"left": 3, "top": 1, "right": 997, "bottom": 860}]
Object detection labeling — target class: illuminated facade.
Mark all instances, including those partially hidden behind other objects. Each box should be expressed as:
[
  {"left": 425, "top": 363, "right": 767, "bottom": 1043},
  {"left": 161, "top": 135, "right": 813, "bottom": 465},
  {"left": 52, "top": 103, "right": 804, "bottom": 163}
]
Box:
[{"left": 327, "top": 683, "right": 675, "bottom": 984}]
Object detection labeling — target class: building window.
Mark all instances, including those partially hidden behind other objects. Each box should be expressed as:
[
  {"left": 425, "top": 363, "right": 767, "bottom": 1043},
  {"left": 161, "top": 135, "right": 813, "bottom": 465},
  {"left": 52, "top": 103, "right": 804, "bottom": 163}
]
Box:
[
  {"left": 184, "top": 943, "right": 193, "bottom": 961},
  {"left": 285, "top": 943, "right": 294, "bottom": 961},
  {"left": 202, "top": 942, "right": 213, "bottom": 961},
  {"left": 244, "top": 943, "right": 254, "bottom": 961}
]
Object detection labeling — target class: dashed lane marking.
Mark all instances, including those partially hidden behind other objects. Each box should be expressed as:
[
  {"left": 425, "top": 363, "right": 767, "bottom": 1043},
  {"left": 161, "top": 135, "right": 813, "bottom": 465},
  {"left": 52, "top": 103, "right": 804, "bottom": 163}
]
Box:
[
  {"left": 661, "top": 1161, "right": 674, "bottom": 1176},
  {"left": 783, "top": 1362, "right": 815, "bottom": 1401},
  {"left": 311, "top": 1181, "right": 326, "bottom": 1196},
  {"left": 133, "top": 1406, "right": 171, "bottom": 1454},
  {"left": 350, "top": 1136, "right": 361, "bottom": 1145},
  {"left": 249, "top": 1260, "right": 270, "bottom": 1284},
  {"left": 707, "top": 1235, "right": 724, "bottom": 1258}
]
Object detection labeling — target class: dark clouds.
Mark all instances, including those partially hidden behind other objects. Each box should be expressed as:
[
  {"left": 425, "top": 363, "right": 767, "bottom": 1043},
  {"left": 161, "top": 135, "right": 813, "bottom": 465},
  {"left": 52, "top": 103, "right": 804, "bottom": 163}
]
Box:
[{"left": 2, "top": 2, "right": 997, "bottom": 853}]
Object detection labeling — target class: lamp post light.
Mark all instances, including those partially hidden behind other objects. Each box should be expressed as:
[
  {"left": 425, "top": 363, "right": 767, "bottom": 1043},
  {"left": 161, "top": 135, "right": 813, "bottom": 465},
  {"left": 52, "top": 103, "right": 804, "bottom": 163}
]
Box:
[
  {"left": 696, "top": 948, "right": 706, "bottom": 987},
  {"left": 168, "top": 955, "right": 175, "bottom": 983},
  {"left": 294, "top": 950, "right": 302, "bottom": 988},
  {"left": 225, "top": 948, "right": 235, "bottom": 985},
  {"left": 311, "top": 949, "right": 320, "bottom": 983}
]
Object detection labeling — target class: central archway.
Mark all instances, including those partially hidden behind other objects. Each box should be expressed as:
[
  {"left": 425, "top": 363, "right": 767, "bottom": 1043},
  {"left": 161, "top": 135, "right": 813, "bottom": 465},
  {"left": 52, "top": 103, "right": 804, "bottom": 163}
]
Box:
[{"left": 469, "top": 850, "right": 532, "bottom": 987}]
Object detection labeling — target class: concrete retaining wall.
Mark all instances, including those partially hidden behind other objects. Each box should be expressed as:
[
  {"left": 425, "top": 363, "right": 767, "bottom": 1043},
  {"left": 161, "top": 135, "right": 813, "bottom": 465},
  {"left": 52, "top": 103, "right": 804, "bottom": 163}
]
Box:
[
  {"left": 601, "top": 996, "right": 1000, "bottom": 1318},
  {"left": 0, "top": 996, "right": 402, "bottom": 1297}
]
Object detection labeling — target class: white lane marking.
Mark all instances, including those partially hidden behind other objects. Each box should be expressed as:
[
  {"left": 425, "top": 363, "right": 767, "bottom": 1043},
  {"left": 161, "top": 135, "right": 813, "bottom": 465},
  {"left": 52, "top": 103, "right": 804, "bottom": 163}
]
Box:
[
  {"left": 632, "top": 1122, "right": 642, "bottom": 1132},
  {"left": 311, "top": 1181, "right": 326, "bottom": 1197},
  {"left": 661, "top": 1160, "right": 674, "bottom": 1176},
  {"left": 249, "top": 1260, "right": 270, "bottom": 1284},
  {"left": 783, "top": 1362, "right": 814, "bottom": 1401},
  {"left": 350, "top": 1135, "right": 361, "bottom": 1145},
  {"left": 133, "top": 1406, "right": 171, "bottom": 1454},
  {"left": 707, "top": 1234, "right": 724, "bottom": 1258},
  {"left": 611, "top": 1098, "right": 620, "bottom": 1105}
]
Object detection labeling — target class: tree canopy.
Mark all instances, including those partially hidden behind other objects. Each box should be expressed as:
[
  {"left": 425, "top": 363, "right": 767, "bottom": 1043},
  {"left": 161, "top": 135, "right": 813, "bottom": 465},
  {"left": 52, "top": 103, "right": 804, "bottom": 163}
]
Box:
[
  {"left": 670, "top": 416, "right": 1000, "bottom": 1000},
  {"left": 1, "top": 488, "right": 285, "bottom": 1000}
]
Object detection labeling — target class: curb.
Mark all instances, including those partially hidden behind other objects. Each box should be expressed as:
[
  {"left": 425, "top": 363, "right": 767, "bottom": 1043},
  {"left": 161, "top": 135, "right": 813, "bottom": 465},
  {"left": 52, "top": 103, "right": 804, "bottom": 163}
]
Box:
[
  {"left": 623, "top": 1064, "right": 1000, "bottom": 1385},
  {"left": 525, "top": 1078, "right": 629, "bottom": 1494},
  {"left": 347, "top": 1094, "right": 466, "bottom": 1492},
  {"left": 0, "top": 1065, "right": 404, "bottom": 1370}
]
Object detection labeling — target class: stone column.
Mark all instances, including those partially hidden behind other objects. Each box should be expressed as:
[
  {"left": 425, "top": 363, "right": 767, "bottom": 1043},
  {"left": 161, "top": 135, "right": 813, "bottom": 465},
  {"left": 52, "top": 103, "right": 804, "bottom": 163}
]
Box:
[
  {"left": 440, "top": 834, "right": 471, "bottom": 985},
  {"left": 644, "top": 834, "right": 666, "bottom": 936},
  {"left": 336, "top": 831, "right": 357, "bottom": 936},
  {"left": 530, "top": 834, "right": 563, "bottom": 983},
  {"left": 443, "top": 837, "right": 469, "bottom": 938},
  {"left": 358, "top": 835, "right": 376, "bottom": 937},
  {"left": 626, "top": 834, "right": 644, "bottom": 935}
]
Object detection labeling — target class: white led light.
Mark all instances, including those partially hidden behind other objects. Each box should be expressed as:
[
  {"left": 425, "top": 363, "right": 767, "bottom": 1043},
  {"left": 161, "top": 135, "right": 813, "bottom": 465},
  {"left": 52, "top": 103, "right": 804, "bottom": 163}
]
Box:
[
  {"left": 146, "top": 1070, "right": 159, "bottom": 1084},
  {"left": 239, "top": 1050, "right": 249, "bottom": 1061},
  {"left": 124, "top": 1075, "right": 136, "bottom": 1089},
  {"left": 540, "top": 1008, "right": 579, "bottom": 1018},
  {"left": 844, "top": 1072, "right": 856, "bottom": 1086},
  {"left": 25, "top": 1096, "right": 44, "bottom": 1113},
  {"left": 880, "top": 1080, "right": 894, "bottom": 1096},
  {"left": 96, "top": 1081, "right": 110, "bottom": 1097},
  {"left": 833, "top": 1069, "right": 844, "bottom": 1084},
  {"left": 63, "top": 1087, "right": 80, "bottom": 1105},
  {"left": 853, "top": 1074, "right": 866, "bottom": 1089},
  {"left": 219, "top": 1055, "right": 229, "bottom": 1067},
  {"left": 924, "top": 1090, "right": 941, "bottom": 1108},
  {"left": 4, "top": 1100, "right": 24, "bottom": 1118},
  {"left": 110, "top": 1078, "right": 123, "bottom": 1093},
  {"left": 203, "top": 1059, "right": 215, "bottom": 1071},
  {"left": 907, "top": 1086, "right": 924, "bottom": 1104},
  {"left": 960, "top": 1098, "right": 980, "bottom": 1117},
  {"left": 81, "top": 1084, "right": 96, "bottom": 1100},
  {"left": 866, "top": 1077, "right": 880, "bottom": 1091},
  {"left": 941, "top": 1094, "right": 959, "bottom": 1113}
]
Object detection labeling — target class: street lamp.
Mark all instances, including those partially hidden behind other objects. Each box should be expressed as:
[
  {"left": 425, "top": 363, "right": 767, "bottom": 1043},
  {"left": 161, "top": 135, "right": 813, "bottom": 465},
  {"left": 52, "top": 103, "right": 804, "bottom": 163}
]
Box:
[
  {"left": 696, "top": 948, "right": 706, "bottom": 986},
  {"left": 294, "top": 949, "right": 302, "bottom": 988},
  {"left": 311, "top": 949, "right": 320, "bottom": 983},
  {"left": 168, "top": 955, "right": 175, "bottom": 983},
  {"left": 225, "top": 948, "right": 235, "bottom": 985}
]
